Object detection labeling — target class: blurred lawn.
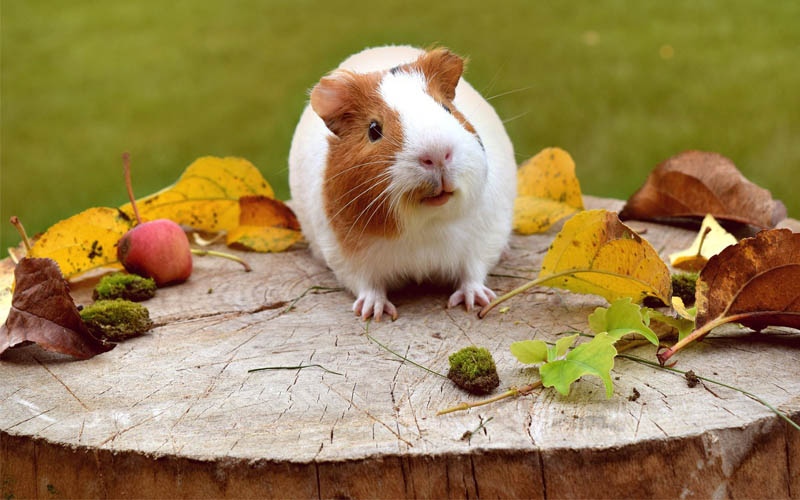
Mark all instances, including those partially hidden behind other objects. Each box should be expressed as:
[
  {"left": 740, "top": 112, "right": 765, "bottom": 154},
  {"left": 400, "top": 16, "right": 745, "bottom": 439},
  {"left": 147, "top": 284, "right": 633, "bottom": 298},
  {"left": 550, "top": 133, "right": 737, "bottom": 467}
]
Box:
[{"left": 2, "top": 0, "right": 799, "bottom": 255}]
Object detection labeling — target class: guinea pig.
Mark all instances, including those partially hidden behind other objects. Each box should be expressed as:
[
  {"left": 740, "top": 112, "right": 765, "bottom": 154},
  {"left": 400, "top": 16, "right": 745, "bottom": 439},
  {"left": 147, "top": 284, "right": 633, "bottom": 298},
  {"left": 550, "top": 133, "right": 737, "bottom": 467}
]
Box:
[{"left": 289, "top": 45, "right": 516, "bottom": 321}]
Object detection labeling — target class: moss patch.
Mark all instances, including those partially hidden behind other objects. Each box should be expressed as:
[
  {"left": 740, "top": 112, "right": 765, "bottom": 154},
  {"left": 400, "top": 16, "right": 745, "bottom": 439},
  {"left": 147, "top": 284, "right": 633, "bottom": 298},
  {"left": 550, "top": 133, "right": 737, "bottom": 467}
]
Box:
[
  {"left": 447, "top": 346, "right": 500, "bottom": 395},
  {"left": 671, "top": 272, "right": 698, "bottom": 305},
  {"left": 80, "top": 299, "right": 153, "bottom": 341},
  {"left": 93, "top": 272, "right": 156, "bottom": 301}
]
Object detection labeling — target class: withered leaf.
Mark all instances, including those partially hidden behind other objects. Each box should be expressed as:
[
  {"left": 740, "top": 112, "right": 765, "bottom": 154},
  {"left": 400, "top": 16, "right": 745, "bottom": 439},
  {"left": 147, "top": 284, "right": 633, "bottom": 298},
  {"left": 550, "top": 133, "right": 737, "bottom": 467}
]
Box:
[
  {"left": 658, "top": 229, "right": 800, "bottom": 363},
  {"left": 620, "top": 151, "right": 786, "bottom": 229},
  {"left": 0, "top": 258, "right": 114, "bottom": 359},
  {"left": 226, "top": 196, "right": 303, "bottom": 252}
]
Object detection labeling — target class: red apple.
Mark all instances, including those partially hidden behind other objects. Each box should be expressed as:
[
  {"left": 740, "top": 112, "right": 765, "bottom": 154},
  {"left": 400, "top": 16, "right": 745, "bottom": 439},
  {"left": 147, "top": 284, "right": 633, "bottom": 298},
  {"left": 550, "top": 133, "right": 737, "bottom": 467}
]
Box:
[
  {"left": 117, "top": 219, "right": 192, "bottom": 285},
  {"left": 117, "top": 153, "right": 193, "bottom": 286}
]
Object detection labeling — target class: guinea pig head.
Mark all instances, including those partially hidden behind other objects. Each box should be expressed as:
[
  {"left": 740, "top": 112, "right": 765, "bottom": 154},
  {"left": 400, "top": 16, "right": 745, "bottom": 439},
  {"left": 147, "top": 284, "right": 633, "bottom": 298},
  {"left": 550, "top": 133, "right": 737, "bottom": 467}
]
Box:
[{"left": 311, "top": 48, "right": 487, "bottom": 253}]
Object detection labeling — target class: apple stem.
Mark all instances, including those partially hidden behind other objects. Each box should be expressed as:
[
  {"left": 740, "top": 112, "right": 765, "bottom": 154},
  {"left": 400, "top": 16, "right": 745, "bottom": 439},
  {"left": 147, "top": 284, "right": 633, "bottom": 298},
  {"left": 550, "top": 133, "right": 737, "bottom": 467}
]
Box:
[
  {"left": 695, "top": 226, "right": 712, "bottom": 259},
  {"left": 122, "top": 152, "right": 142, "bottom": 225},
  {"left": 190, "top": 248, "right": 252, "bottom": 272},
  {"left": 9, "top": 216, "right": 32, "bottom": 255}
]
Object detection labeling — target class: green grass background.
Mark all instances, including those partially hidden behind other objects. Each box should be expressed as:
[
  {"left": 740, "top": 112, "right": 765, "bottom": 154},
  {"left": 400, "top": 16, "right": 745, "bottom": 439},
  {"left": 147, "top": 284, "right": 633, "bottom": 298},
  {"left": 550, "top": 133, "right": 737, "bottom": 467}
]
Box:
[{"left": 3, "top": 0, "right": 799, "bottom": 255}]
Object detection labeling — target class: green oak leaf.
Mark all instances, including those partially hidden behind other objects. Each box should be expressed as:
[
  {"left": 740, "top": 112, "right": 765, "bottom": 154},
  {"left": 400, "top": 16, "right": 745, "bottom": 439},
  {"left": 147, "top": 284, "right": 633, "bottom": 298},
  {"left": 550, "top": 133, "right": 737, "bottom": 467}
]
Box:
[
  {"left": 539, "top": 333, "right": 617, "bottom": 398},
  {"left": 510, "top": 339, "right": 548, "bottom": 364},
  {"left": 588, "top": 297, "right": 658, "bottom": 345},
  {"left": 547, "top": 333, "right": 580, "bottom": 361}
]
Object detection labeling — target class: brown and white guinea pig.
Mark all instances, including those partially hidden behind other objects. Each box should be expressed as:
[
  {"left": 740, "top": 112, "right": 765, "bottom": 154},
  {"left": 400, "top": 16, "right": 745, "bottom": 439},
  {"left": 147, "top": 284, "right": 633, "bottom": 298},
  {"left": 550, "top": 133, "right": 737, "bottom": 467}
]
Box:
[{"left": 289, "top": 46, "right": 516, "bottom": 321}]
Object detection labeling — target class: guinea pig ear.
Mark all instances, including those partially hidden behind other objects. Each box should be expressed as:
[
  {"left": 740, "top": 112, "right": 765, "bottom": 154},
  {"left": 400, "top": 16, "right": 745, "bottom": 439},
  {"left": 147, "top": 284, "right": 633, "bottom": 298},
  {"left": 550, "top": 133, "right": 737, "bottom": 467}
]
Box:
[
  {"left": 416, "top": 48, "right": 465, "bottom": 101},
  {"left": 310, "top": 70, "right": 354, "bottom": 136}
]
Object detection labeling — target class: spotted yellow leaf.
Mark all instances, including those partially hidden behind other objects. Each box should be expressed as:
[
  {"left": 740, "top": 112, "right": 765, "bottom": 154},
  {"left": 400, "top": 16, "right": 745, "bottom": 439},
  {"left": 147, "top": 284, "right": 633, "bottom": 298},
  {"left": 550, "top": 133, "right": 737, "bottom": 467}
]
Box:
[
  {"left": 120, "top": 157, "right": 274, "bottom": 232},
  {"left": 513, "top": 147, "right": 584, "bottom": 234},
  {"left": 28, "top": 207, "right": 133, "bottom": 278},
  {"left": 538, "top": 210, "right": 671, "bottom": 305},
  {"left": 669, "top": 214, "right": 737, "bottom": 272},
  {"left": 226, "top": 196, "right": 303, "bottom": 252}
]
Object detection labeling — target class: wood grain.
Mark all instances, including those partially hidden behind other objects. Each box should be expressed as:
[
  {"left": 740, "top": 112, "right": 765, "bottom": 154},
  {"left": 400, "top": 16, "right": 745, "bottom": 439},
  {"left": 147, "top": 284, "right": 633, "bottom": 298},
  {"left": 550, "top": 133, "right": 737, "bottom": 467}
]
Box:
[{"left": 1, "top": 196, "right": 798, "bottom": 499}]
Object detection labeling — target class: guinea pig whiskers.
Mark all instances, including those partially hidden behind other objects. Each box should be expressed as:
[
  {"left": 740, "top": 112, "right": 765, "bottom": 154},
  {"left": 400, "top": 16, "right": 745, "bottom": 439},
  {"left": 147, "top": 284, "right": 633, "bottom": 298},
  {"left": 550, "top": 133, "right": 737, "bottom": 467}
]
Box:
[
  {"left": 330, "top": 168, "right": 393, "bottom": 205},
  {"left": 325, "top": 157, "right": 396, "bottom": 183},
  {"left": 358, "top": 186, "right": 394, "bottom": 240},
  {"left": 327, "top": 171, "right": 393, "bottom": 223},
  {"left": 485, "top": 85, "right": 536, "bottom": 101},
  {"left": 345, "top": 182, "right": 394, "bottom": 241},
  {"left": 501, "top": 110, "right": 531, "bottom": 124}
]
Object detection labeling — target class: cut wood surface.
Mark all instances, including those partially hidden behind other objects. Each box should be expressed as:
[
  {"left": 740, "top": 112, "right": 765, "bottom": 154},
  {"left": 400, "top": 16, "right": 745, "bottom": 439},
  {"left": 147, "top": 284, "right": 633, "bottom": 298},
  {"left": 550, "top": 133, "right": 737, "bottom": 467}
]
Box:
[{"left": 1, "top": 196, "right": 799, "bottom": 499}]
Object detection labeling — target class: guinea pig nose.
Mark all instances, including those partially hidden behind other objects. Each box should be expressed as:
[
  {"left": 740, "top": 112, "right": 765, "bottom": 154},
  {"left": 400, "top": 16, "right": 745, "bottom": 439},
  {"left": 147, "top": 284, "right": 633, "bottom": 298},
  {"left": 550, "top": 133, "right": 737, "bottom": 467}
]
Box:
[{"left": 418, "top": 148, "right": 453, "bottom": 169}]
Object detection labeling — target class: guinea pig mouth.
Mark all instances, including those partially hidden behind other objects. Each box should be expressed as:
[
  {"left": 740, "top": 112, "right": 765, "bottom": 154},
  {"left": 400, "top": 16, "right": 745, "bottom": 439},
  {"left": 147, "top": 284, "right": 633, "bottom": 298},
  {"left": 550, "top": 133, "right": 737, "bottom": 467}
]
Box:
[{"left": 421, "top": 186, "right": 455, "bottom": 207}]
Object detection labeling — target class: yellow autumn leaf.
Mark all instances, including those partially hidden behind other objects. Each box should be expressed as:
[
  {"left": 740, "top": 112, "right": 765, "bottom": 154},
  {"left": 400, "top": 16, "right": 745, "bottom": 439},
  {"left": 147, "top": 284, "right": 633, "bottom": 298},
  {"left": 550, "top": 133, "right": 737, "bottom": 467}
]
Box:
[
  {"left": 28, "top": 207, "right": 133, "bottom": 278},
  {"left": 669, "top": 214, "right": 737, "bottom": 272},
  {"left": 513, "top": 147, "right": 584, "bottom": 234},
  {"left": 537, "top": 210, "right": 671, "bottom": 304},
  {"left": 120, "top": 157, "right": 275, "bottom": 232},
  {"left": 226, "top": 196, "right": 303, "bottom": 252}
]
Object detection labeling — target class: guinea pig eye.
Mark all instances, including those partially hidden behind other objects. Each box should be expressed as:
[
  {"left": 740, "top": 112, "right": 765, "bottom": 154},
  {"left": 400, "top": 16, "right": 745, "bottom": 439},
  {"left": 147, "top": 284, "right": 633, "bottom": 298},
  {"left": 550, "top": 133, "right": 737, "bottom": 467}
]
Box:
[
  {"left": 368, "top": 121, "right": 383, "bottom": 142},
  {"left": 442, "top": 103, "right": 451, "bottom": 114}
]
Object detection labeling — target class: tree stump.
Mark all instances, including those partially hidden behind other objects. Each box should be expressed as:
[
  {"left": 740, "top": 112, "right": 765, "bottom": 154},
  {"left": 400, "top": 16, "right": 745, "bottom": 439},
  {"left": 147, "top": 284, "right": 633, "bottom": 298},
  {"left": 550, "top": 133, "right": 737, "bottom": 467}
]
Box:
[{"left": 1, "top": 196, "right": 798, "bottom": 499}]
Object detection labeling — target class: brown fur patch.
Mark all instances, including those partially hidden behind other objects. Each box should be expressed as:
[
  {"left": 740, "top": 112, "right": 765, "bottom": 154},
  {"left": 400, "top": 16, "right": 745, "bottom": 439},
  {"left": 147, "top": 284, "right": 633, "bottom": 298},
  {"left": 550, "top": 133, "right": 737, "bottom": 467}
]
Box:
[
  {"left": 316, "top": 71, "right": 404, "bottom": 254},
  {"left": 406, "top": 48, "right": 478, "bottom": 135}
]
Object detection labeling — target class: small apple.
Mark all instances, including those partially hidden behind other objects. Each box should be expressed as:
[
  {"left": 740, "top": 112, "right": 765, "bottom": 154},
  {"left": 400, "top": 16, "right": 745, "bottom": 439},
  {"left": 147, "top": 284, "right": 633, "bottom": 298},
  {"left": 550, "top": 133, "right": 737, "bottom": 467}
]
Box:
[{"left": 116, "top": 153, "right": 193, "bottom": 286}]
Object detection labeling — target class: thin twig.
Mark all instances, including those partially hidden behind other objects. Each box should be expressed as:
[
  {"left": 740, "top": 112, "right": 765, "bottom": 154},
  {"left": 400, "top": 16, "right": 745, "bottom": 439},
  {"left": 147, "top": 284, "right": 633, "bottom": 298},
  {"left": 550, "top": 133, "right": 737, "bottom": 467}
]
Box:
[
  {"left": 365, "top": 323, "right": 447, "bottom": 379},
  {"left": 461, "top": 416, "right": 494, "bottom": 442},
  {"left": 283, "top": 285, "right": 344, "bottom": 314},
  {"left": 248, "top": 363, "right": 344, "bottom": 376}
]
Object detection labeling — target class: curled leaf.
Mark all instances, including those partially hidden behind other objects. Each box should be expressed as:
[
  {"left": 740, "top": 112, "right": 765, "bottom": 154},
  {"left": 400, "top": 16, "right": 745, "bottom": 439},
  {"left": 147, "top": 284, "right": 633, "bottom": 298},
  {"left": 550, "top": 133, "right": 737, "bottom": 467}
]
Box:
[
  {"left": 0, "top": 258, "right": 114, "bottom": 359},
  {"left": 513, "top": 147, "right": 584, "bottom": 234},
  {"left": 120, "top": 157, "right": 275, "bottom": 232},
  {"left": 510, "top": 339, "right": 548, "bottom": 365},
  {"left": 539, "top": 333, "right": 617, "bottom": 398},
  {"left": 620, "top": 151, "right": 786, "bottom": 229},
  {"left": 658, "top": 229, "right": 800, "bottom": 363},
  {"left": 226, "top": 196, "right": 303, "bottom": 252},
  {"left": 669, "top": 214, "right": 737, "bottom": 272},
  {"left": 29, "top": 208, "right": 134, "bottom": 278}
]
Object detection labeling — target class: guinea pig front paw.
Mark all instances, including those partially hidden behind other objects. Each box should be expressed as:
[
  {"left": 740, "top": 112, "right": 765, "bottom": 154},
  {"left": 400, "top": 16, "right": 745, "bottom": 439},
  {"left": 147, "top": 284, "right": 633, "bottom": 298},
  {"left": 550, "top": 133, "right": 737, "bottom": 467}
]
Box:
[
  {"left": 447, "top": 283, "right": 497, "bottom": 312},
  {"left": 353, "top": 290, "right": 398, "bottom": 322}
]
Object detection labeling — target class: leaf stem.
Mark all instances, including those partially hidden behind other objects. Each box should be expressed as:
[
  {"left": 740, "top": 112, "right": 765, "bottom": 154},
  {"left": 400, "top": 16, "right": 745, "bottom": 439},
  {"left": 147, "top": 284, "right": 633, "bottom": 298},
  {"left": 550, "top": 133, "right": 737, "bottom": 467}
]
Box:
[
  {"left": 247, "top": 363, "right": 344, "bottom": 376},
  {"left": 619, "top": 353, "right": 800, "bottom": 433},
  {"left": 190, "top": 248, "right": 252, "bottom": 272},
  {"left": 122, "top": 152, "right": 142, "bottom": 225},
  {"left": 657, "top": 313, "right": 750, "bottom": 364},
  {"left": 9, "top": 216, "right": 32, "bottom": 254}
]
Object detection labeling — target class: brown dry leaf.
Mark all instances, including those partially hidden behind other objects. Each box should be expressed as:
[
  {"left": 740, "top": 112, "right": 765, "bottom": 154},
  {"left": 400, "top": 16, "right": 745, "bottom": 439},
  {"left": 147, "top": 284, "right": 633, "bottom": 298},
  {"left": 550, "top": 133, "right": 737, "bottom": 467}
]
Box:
[
  {"left": 619, "top": 151, "right": 786, "bottom": 229},
  {"left": 0, "top": 258, "right": 114, "bottom": 359},
  {"left": 120, "top": 157, "right": 275, "bottom": 232},
  {"left": 658, "top": 229, "right": 800, "bottom": 363},
  {"left": 226, "top": 196, "right": 303, "bottom": 252},
  {"left": 29, "top": 207, "right": 134, "bottom": 278},
  {"left": 513, "top": 147, "right": 584, "bottom": 234}
]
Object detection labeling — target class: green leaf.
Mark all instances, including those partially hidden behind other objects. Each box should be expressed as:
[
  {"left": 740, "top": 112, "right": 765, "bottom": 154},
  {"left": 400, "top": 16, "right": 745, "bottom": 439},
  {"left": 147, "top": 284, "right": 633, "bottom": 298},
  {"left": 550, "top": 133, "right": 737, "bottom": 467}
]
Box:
[
  {"left": 539, "top": 333, "right": 618, "bottom": 398},
  {"left": 510, "top": 340, "right": 548, "bottom": 364},
  {"left": 547, "top": 333, "right": 579, "bottom": 362},
  {"left": 588, "top": 297, "right": 659, "bottom": 345},
  {"left": 646, "top": 309, "right": 695, "bottom": 341}
]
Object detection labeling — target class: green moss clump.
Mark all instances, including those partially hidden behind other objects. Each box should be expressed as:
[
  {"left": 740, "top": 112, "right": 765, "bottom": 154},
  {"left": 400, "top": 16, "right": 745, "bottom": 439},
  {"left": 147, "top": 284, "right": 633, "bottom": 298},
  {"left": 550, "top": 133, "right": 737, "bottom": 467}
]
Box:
[
  {"left": 671, "top": 272, "right": 698, "bottom": 305},
  {"left": 80, "top": 299, "right": 153, "bottom": 342},
  {"left": 447, "top": 346, "right": 500, "bottom": 395},
  {"left": 93, "top": 272, "right": 156, "bottom": 302}
]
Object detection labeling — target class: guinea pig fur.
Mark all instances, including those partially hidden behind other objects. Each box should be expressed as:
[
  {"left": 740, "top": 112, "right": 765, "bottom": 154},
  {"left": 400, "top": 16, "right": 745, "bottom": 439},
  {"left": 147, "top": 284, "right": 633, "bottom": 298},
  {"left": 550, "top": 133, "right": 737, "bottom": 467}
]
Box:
[{"left": 289, "top": 46, "right": 516, "bottom": 321}]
